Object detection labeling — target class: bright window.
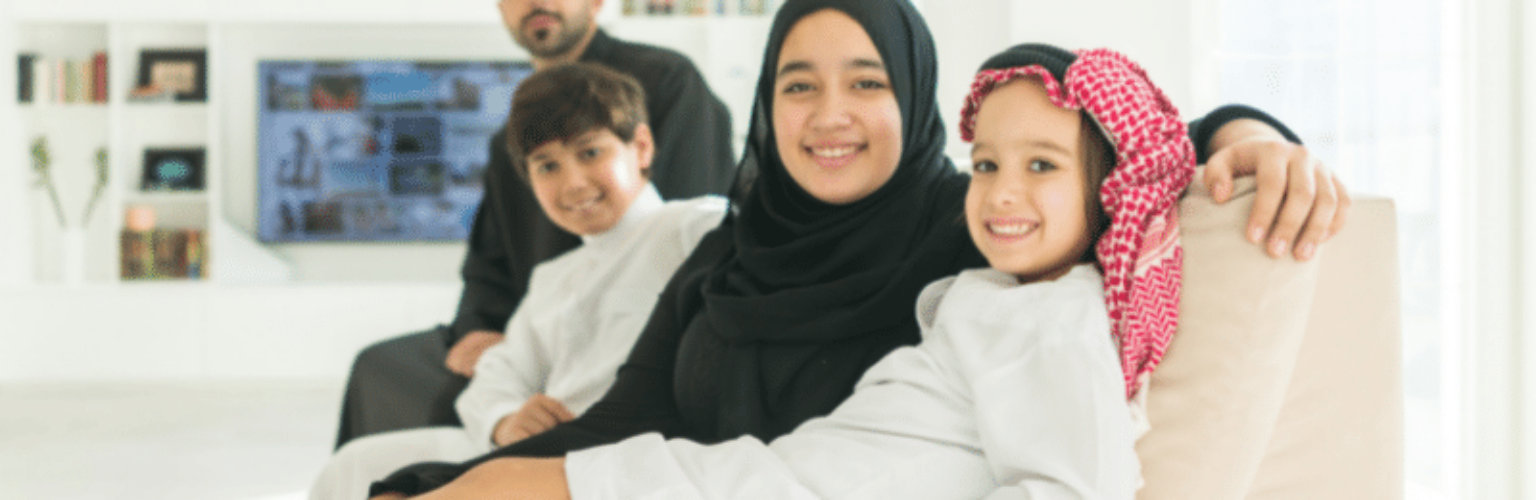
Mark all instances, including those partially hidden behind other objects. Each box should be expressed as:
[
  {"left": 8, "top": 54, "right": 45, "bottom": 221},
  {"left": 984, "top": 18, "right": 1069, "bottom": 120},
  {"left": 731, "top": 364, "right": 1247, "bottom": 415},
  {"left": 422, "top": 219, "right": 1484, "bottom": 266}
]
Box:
[{"left": 1208, "top": 0, "right": 1462, "bottom": 498}]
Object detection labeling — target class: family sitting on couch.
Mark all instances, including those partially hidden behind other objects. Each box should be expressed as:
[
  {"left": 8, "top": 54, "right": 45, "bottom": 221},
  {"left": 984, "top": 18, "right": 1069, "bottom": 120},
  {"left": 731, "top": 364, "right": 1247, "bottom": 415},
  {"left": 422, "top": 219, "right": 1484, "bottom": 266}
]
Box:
[{"left": 314, "top": 0, "right": 1353, "bottom": 498}]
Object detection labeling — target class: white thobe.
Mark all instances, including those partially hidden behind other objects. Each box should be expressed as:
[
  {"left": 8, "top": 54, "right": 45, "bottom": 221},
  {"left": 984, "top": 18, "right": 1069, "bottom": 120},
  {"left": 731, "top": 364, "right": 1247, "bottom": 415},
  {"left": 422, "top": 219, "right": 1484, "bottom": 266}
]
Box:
[
  {"left": 309, "top": 185, "right": 725, "bottom": 500},
  {"left": 566, "top": 265, "right": 1141, "bottom": 500}
]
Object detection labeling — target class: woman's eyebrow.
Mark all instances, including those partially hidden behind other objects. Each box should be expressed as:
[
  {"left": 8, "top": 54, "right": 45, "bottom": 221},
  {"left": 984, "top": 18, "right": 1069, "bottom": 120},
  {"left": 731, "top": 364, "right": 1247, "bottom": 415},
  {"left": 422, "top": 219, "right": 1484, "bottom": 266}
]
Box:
[
  {"left": 776, "top": 60, "right": 812, "bottom": 79},
  {"left": 776, "top": 58, "right": 886, "bottom": 80},
  {"left": 848, "top": 58, "right": 884, "bottom": 71}
]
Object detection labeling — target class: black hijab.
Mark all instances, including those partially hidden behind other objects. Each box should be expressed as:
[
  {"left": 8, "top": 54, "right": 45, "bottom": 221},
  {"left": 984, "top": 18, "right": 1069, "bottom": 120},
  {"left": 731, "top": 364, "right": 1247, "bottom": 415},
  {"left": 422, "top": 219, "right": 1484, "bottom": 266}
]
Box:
[{"left": 689, "top": 0, "right": 984, "bottom": 441}]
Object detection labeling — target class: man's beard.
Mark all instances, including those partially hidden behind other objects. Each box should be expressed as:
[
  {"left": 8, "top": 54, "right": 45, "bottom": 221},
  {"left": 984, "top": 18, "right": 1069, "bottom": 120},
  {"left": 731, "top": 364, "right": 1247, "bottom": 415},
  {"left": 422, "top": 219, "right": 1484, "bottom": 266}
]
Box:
[{"left": 516, "top": 9, "right": 592, "bottom": 59}]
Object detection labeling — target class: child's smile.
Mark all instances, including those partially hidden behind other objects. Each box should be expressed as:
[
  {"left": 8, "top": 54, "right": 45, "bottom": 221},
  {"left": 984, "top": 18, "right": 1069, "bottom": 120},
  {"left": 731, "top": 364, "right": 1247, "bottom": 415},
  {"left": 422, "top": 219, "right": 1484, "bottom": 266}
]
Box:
[{"left": 983, "top": 217, "right": 1038, "bottom": 239}]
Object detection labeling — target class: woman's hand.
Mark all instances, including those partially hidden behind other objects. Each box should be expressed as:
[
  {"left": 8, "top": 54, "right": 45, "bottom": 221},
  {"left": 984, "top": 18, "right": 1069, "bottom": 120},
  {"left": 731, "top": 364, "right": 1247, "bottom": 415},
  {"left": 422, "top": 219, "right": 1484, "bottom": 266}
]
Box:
[
  {"left": 494, "top": 394, "right": 576, "bottom": 446},
  {"left": 1202, "top": 118, "right": 1350, "bottom": 261},
  {"left": 415, "top": 457, "right": 571, "bottom": 500}
]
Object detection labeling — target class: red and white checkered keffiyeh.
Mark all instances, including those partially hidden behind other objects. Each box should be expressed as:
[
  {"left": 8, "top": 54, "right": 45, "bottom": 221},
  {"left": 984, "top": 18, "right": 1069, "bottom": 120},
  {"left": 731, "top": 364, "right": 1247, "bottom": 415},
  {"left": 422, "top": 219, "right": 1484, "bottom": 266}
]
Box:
[{"left": 959, "top": 48, "right": 1195, "bottom": 401}]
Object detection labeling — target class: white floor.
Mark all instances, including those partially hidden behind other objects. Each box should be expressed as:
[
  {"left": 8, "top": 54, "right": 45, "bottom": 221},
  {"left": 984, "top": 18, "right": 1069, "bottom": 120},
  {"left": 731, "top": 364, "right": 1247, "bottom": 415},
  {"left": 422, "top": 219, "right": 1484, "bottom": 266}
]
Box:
[{"left": 0, "top": 380, "right": 343, "bottom": 500}]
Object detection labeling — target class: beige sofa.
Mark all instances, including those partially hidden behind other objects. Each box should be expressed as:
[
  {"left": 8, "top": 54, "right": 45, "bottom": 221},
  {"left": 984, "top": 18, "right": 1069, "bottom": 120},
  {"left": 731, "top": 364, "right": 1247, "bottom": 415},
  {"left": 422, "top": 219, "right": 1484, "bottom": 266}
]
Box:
[{"left": 1138, "top": 176, "right": 1403, "bottom": 499}]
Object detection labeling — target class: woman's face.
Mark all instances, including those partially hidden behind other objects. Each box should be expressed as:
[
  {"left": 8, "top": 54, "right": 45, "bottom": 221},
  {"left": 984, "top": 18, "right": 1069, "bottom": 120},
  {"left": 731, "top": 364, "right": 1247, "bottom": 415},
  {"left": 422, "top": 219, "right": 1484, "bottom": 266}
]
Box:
[{"left": 772, "top": 9, "right": 903, "bottom": 205}]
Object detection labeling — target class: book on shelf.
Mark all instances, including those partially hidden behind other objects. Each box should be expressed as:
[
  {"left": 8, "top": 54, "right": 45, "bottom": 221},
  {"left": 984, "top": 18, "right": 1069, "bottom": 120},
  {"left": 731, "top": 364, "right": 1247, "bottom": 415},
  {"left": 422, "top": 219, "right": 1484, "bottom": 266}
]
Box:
[
  {"left": 53, "top": 59, "right": 64, "bottom": 103},
  {"left": 623, "top": 0, "right": 774, "bottom": 16},
  {"left": 93, "top": 52, "right": 108, "bottom": 103},
  {"left": 17, "top": 54, "right": 35, "bottom": 103},
  {"left": 19, "top": 52, "right": 108, "bottom": 104},
  {"left": 120, "top": 228, "right": 207, "bottom": 280}
]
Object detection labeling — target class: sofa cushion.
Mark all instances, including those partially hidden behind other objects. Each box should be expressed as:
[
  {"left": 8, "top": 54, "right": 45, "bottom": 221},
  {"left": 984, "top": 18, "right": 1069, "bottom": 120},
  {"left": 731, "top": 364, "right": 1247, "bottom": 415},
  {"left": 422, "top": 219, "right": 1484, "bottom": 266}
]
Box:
[
  {"left": 1136, "top": 174, "right": 1321, "bottom": 499},
  {"left": 1246, "top": 193, "right": 1402, "bottom": 499}
]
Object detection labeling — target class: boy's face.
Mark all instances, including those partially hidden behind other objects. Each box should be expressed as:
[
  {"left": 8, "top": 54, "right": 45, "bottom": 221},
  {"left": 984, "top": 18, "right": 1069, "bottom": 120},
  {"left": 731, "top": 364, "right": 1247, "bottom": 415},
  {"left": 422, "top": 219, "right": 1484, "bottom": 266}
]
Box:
[
  {"left": 525, "top": 125, "right": 653, "bottom": 236},
  {"left": 965, "top": 79, "right": 1094, "bottom": 283}
]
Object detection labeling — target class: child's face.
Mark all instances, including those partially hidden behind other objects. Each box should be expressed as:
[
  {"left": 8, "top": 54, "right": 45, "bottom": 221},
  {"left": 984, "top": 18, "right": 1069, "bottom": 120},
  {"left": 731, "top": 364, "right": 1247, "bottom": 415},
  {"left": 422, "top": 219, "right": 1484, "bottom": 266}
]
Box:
[
  {"left": 525, "top": 125, "right": 653, "bottom": 236},
  {"left": 965, "top": 79, "right": 1094, "bottom": 283}
]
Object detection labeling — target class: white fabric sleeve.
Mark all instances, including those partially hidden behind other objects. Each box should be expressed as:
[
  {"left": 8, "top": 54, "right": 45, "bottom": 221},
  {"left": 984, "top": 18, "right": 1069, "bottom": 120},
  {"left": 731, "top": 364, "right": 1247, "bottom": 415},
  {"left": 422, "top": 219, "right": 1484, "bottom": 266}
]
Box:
[
  {"left": 675, "top": 196, "right": 727, "bottom": 251},
  {"left": 566, "top": 433, "right": 820, "bottom": 500},
  {"left": 455, "top": 307, "right": 546, "bottom": 447},
  {"left": 966, "top": 324, "right": 1139, "bottom": 499}
]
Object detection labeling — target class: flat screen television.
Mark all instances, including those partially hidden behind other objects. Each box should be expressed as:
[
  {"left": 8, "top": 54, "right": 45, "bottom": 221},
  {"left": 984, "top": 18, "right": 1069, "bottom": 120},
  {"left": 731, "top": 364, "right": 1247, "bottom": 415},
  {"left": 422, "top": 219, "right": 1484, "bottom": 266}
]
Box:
[{"left": 256, "top": 59, "right": 535, "bottom": 243}]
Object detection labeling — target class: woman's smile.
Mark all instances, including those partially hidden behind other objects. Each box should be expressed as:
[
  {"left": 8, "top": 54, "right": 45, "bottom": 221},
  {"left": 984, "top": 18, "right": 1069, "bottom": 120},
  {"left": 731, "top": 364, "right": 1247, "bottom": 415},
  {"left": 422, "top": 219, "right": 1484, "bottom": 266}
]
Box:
[{"left": 806, "top": 142, "right": 866, "bottom": 169}]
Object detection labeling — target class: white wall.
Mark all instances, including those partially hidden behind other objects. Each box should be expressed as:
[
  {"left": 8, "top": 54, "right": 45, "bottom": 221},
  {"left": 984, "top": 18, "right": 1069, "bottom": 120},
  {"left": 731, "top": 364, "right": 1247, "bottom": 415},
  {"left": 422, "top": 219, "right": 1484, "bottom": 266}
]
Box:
[
  {"left": 0, "top": 0, "right": 24, "bottom": 287},
  {"left": 1465, "top": 0, "right": 1528, "bottom": 497},
  {"left": 1523, "top": 0, "right": 1536, "bottom": 493}
]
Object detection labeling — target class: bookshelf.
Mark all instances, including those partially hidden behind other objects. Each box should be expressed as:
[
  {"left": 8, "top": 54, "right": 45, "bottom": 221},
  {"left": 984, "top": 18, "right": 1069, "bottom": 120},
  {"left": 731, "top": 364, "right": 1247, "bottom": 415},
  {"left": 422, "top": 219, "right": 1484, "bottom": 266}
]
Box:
[
  {"left": 0, "top": 0, "right": 776, "bottom": 381},
  {"left": 4, "top": 2, "right": 775, "bottom": 288},
  {"left": 7, "top": 19, "right": 217, "bottom": 284}
]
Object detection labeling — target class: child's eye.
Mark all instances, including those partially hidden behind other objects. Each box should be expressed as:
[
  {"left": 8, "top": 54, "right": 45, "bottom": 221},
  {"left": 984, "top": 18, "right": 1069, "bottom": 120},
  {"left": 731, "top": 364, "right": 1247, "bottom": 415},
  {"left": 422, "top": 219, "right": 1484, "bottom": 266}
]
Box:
[
  {"left": 971, "top": 160, "right": 998, "bottom": 174},
  {"left": 1028, "top": 160, "right": 1057, "bottom": 173},
  {"left": 579, "top": 147, "right": 602, "bottom": 160},
  {"left": 534, "top": 161, "right": 559, "bottom": 175}
]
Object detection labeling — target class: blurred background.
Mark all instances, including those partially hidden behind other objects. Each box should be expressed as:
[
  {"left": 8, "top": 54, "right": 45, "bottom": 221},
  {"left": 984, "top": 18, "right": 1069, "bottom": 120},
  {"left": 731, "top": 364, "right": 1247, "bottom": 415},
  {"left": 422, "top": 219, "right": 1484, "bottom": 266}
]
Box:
[{"left": 1, "top": 0, "right": 1531, "bottom": 498}]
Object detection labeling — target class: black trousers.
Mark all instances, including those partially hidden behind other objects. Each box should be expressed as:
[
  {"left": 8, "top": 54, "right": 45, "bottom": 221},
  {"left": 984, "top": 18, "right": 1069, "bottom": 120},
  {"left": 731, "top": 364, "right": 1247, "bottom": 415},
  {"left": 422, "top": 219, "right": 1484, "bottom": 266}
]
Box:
[{"left": 335, "top": 326, "right": 470, "bottom": 449}]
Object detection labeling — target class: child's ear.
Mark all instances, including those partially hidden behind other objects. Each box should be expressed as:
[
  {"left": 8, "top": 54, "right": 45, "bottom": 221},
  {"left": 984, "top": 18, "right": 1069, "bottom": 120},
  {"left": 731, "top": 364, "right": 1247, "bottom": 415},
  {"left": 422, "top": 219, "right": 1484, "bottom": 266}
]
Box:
[{"left": 633, "top": 123, "right": 656, "bottom": 177}]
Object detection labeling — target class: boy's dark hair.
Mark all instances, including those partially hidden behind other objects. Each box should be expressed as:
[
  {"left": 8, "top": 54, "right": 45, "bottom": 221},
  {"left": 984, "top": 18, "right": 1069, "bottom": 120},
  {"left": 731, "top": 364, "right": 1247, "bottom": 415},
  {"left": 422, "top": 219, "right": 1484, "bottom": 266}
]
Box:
[{"left": 505, "top": 62, "right": 650, "bottom": 180}]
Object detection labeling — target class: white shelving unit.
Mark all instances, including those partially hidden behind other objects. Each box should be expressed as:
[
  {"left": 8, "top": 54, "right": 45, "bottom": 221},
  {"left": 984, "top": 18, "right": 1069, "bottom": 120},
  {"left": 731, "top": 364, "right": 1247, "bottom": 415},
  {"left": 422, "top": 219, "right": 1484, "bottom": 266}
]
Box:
[{"left": 0, "top": 0, "right": 773, "bottom": 382}]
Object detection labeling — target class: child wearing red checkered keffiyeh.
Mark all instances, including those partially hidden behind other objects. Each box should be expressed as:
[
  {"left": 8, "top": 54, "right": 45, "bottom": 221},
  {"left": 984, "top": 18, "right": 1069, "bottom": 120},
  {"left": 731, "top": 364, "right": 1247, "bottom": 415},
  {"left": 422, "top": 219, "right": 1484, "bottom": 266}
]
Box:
[{"left": 960, "top": 44, "right": 1194, "bottom": 406}]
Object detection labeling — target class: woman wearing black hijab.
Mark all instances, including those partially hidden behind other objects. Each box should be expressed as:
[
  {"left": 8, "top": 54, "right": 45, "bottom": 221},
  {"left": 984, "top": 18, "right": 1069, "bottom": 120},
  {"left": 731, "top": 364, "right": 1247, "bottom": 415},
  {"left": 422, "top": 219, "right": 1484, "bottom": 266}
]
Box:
[{"left": 369, "top": 0, "right": 1338, "bottom": 496}]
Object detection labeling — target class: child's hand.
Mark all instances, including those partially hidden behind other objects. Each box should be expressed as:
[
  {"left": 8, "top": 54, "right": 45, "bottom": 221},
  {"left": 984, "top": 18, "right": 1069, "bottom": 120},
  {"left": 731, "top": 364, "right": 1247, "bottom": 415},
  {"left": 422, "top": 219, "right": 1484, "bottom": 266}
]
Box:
[
  {"left": 445, "top": 330, "right": 504, "bottom": 377},
  {"left": 1202, "top": 119, "right": 1350, "bottom": 262},
  {"left": 493, "top": 394, "right": 577, "bottom": 446}
]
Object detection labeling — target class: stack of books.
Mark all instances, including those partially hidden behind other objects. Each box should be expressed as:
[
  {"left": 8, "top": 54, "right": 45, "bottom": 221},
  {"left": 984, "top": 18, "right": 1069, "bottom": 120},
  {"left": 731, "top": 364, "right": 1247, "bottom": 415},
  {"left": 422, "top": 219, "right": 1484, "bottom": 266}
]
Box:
[
  {"left": 119, "top": 228, "right": 206, "bottom": 280},
  {"left": 17, "top": 53, "right": 109, "bottom": 104},
  {"left": 623, "top": 0, "right": 774, "bottom": 16}
]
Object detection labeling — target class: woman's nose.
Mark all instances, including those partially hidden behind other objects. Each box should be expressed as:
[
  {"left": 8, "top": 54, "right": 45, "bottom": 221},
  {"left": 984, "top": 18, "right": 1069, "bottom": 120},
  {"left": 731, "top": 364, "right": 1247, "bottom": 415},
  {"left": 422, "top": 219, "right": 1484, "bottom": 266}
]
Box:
[{"left": 810, "top": 91, "right": 853, "bottom": 130}]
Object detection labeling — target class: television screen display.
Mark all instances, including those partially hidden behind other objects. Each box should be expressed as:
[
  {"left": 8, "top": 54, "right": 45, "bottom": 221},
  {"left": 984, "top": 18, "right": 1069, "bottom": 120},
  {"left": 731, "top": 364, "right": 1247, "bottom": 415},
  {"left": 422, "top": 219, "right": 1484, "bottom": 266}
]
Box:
[{"left": 256, "top": 60, "right": 534, "bottom": 242}]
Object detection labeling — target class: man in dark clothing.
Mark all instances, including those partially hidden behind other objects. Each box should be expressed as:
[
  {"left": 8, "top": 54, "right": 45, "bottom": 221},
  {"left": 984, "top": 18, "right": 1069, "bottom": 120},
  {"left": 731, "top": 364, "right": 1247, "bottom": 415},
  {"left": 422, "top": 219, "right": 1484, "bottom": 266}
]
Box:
[{"left": 334, "top": 0, "right": 735, "bottom": 447}]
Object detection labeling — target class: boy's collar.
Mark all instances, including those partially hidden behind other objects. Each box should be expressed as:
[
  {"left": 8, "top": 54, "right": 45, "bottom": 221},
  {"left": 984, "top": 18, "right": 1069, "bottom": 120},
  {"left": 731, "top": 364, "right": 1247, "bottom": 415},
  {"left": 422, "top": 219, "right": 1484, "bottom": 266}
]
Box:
[{"left": 581, "top": 183, "right": 663, "bottom": 246}]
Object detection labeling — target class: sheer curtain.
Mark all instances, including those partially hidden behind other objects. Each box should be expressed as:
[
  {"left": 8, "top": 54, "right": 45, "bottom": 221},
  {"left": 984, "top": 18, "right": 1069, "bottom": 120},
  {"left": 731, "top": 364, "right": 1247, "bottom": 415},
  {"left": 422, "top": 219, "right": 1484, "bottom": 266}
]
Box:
[{"left": 1207, "top": 0, "right": 1462, "bottom": 498}]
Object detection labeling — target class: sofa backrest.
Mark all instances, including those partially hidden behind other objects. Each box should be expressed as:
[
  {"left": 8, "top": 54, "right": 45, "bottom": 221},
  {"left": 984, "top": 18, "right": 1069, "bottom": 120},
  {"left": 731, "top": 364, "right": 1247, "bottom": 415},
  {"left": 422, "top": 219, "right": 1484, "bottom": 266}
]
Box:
[{"left": 1137, "top": 175, "right": 1402, "bottom": 499}]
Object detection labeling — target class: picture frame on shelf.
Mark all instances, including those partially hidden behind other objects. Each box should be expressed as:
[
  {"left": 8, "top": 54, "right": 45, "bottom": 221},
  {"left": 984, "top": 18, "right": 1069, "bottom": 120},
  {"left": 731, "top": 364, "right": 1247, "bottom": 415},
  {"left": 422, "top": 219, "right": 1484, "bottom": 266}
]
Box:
[
  {"left": 141, "top": 147, "right": 206, "bottom": 192},
  {"left": 134, "top": 49, "right": 207, "bottom": 103}
]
